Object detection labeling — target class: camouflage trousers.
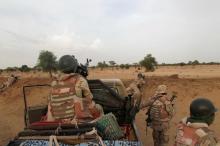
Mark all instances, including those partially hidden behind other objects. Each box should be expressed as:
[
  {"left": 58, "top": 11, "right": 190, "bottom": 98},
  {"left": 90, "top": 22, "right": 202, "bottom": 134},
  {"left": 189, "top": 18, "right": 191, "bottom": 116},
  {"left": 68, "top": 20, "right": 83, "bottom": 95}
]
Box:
[{"left": 151, "top": 122, "right": 169, "bottom": 146}]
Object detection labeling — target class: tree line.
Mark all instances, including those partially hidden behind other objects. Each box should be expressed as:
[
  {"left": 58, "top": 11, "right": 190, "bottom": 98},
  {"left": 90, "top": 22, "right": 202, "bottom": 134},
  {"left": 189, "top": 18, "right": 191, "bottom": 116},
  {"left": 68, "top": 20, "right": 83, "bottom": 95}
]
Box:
[
  {"left": 160, "top": 60, "right": 220, "bottom": 66},
  {"left": 0, "top": 50, "right": 158, "bottom": 74},
  {"left": 1, "top": 50, "right": 219, "bottom": 76}
]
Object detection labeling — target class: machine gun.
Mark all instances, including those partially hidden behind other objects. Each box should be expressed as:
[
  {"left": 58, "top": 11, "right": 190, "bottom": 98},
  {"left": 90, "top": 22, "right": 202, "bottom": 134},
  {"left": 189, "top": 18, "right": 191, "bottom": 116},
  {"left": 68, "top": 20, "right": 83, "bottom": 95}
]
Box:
[{"left": 77, "top": 58, "right": 92, "bottom": 78}]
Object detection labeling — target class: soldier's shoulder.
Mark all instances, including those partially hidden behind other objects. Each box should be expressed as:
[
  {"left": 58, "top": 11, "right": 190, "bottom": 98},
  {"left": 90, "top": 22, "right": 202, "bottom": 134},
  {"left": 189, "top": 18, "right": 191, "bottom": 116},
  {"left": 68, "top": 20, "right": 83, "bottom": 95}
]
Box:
[
  {"left": 196, "top": 128, "right": 219, "bottom": 145},
  {"left": 77, "top": 75, "right": 87, "bottom": 82}
]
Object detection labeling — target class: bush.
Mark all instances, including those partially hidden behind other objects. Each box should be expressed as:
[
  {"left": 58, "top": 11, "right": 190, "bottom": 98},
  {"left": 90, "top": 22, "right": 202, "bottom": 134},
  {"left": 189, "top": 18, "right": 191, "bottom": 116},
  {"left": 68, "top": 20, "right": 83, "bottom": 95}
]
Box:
[
  {"left": 19, "top": 65, "right": 31, "bottom": 72},
  {"left": 139, "top": 54, "right": 157, "bottom": 71},
  {"left": 97, "top": 61, "right": 108, "bottom": 70},
  {"left": 6, "top": 67, "right": 17, "bottom": 72},
  {"left": 124, "top": 64, "right": 130, "bottom": 69},
  {"left": 119, "top": 64, "right": 125, "bottom": 69}
]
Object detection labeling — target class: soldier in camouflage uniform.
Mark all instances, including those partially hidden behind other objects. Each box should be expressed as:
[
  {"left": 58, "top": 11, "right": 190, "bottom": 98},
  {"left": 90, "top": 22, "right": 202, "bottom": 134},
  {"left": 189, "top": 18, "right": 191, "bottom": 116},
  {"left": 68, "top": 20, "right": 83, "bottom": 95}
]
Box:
[
  {"left": 0, "top": 74, "right": 17, "bottom": 92},
  {"left": 5, "top": 74, "right": 17, "bottom": 87},
  {"left": 126, "top": 73, "right": 146, "bottom": 106},
  {"left": 140, "top": 85, "right": 175, "bottom": 146},
  {"left": 174, "top": 98, "right": 220, "bottom": 146},
  {"left": 47, "top": 55, "right": 103, "bottom": 122}
]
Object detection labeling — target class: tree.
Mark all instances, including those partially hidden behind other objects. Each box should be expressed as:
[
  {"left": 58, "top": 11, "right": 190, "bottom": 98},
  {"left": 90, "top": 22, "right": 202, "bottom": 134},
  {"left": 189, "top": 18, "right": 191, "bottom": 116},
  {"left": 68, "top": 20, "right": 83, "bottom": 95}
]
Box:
[
  {"left": 188, "top": 61, "right": 193, "bottom": 65},
  {"left": 139, "top": 54, "right": 157, "bottom": 71},
  {"left": 133, "top": 63, "right": 139, "bottom": 69},
  {"left": 124, "top": 64, "right": 130, "bottom": 69},
  {"left": 19, "top": 65, "right": 31, "bottom": 72},
  {"left": 109, "top": 61, "right": 116, "bottom": 70},
  {"left": 119, "top": 64, "right": 125, "bottom": 69},
  {"left": 37, "top": 50, "right": 57, "bottom": 77},
  {"left": 97, "top": 61, "right": 108, "bottom": 70},
  {"left": 192, "top": 60, "right": 199, "bottom": 65},
  {"left": 179, "top": 62, "right": 186, "bottom": 67}
]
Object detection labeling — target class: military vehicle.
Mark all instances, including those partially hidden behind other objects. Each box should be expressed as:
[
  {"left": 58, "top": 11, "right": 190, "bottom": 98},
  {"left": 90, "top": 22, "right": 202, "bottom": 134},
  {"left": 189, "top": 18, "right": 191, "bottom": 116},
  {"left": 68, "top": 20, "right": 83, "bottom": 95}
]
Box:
[{"left": 6, "top": 78, "right": 142, "bottom": 146}]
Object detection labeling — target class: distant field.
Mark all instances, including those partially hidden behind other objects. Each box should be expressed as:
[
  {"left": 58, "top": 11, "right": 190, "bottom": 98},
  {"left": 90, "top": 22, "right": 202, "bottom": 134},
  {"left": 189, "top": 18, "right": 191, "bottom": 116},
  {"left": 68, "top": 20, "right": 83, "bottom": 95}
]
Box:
[{"left": 2, "top": 65, "right": 220, "bottom": 79}]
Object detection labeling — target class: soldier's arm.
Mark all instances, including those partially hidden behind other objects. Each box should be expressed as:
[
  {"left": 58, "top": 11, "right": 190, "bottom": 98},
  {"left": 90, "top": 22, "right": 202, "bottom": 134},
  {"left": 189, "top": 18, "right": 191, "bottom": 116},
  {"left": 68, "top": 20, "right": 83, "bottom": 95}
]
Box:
[
  {"left": 197, "top": 130, "right": 220, "bottom": 146},
  {"left": 79, "top": 77, "right": 93, "bottom": 103}
]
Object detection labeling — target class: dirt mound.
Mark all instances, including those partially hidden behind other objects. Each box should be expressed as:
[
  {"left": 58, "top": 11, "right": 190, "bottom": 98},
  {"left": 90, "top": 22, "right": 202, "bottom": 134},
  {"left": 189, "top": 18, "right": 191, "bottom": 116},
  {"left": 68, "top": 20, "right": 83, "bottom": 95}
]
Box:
[
  {"left": 1, "top": 76, "right": 220, "bottom": 146},
  {"left": 0, "top": 77, "right": 51, "bottom": 145}
]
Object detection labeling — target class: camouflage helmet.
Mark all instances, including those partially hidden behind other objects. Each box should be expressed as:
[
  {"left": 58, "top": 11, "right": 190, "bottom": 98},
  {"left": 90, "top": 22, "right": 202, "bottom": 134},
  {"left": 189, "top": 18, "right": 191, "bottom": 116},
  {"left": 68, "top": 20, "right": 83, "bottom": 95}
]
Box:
[
  {"left": 59, "top": 55, "right": 79, "bottom": 73},
  {"left": 155, "top": 85, "right": 167, "bottom": 94},
  {"left": 190, "top": 98, "right": 217, "bottom": 123}
]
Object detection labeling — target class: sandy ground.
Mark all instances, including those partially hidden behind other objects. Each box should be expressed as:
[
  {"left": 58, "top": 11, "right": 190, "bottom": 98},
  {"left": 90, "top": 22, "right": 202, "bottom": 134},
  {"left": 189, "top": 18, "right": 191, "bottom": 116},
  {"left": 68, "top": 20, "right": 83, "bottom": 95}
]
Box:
[{"left": 1, "top": 65, "right": 220, "bottom": 145}]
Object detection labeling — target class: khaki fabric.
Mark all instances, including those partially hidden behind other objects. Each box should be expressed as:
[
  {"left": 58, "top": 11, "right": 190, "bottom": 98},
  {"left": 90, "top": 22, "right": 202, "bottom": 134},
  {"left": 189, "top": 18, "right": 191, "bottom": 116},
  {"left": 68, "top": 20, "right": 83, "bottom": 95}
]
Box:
[
  {"left": 5, "top": 76, "right": 16, "bottom": 87},
  {"left": 47, "top": 73, "right": 102, "bottom": 122},
  {"left": 140, "top": 85, "right": 174, "bottom": 146},
  {"left": 174, "top": 118, "right": 220, "bottom": 146},
  {"left": 126, "top": 76, "right": 145, "bottom": 106},
  {"left": 126, "top": 83, "right": 141, "bottom": 106},
  {"left": 152, "top": 122, "right": 170, "bottom": 146},
  {"left": 135, "top": 78, "right": 146, "bottom": 91}
]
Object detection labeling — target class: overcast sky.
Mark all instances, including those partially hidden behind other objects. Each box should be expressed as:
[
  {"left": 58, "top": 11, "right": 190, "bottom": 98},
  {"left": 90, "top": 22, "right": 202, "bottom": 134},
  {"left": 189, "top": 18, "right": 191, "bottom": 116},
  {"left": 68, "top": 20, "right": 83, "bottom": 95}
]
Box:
[{"left": 0, "top": 0, "right": 220, "bottom": 68}]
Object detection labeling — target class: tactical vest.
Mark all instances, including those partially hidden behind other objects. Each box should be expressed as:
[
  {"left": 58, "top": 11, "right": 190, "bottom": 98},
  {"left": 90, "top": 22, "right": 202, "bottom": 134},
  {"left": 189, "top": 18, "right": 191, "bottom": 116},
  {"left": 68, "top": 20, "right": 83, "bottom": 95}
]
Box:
[
  {"left": 50, "top": 74, "right": 80, "bottom": 120},
  {"left": 150, "top": 95, "right": 174, "bottom": 122},
  {"left": 174, "top": 123, "right": 217, "bottom": 146}
]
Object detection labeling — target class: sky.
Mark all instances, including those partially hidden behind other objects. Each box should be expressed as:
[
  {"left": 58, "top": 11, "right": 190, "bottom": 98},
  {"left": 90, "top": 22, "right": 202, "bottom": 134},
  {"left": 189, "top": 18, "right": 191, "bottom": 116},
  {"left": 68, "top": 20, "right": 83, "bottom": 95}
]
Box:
[{"left": 0, "top": 0, "right": 220, "bottom": 68}]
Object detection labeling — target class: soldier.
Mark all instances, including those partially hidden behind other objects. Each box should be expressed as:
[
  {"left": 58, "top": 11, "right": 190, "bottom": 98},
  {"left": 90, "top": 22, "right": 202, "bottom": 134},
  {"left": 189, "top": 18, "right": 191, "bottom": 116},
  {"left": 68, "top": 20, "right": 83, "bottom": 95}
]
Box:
[
  {"left": 5, "top": 74, "right": 17, "bottom": 87},
  {"left": 0, "top": 74, "right": 17, "bottom": 92},
  {"left": 126, "top": 73, "right": 146, "bottom": 106},
  {"left": 174, "top": 98, "right": 220, "bottom": 146},
  {"left": 47, "top": 55, "right": 103, "bottom": 122},
  {"left": 140, "top": 85, "right": 175, "bottom": 146}
]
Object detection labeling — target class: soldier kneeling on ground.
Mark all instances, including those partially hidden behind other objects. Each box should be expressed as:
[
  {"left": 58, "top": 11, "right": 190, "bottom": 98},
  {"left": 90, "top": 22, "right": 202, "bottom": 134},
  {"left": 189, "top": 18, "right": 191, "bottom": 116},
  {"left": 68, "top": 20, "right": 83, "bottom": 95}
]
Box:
[
  {"left": 174, "top": 98, "right": 220, "bottom": 146},
  {"left": 140, "top": 85, "right": 176, "bottom": 146},
  {"left": 46, "top": 55, "right": 103, "bottom": 123}
]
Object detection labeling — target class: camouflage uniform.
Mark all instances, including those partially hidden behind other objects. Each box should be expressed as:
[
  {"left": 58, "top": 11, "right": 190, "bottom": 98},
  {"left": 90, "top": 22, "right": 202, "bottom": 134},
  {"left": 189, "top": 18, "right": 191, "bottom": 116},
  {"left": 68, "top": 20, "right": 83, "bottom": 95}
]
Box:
[
  {"left": 174, "top": 98, "right": 219, "bottom": 146},
  {"left": 0, "top": 75, "right": 17, "bottom": 92},
  {"left": 174, "top": 117, "right": 220, "bottom": 146},
  {"left": 5, "top": 75, "right": 17, "bottom": 87},
  {"left": 126, "top": 74, "right": 145, "bottom": 106},
  {"left": 47, "top": 73, "right": 103, "bottom": 122},
  {"left": 140, "top": 85, "right": 175, "bottom": 146}
]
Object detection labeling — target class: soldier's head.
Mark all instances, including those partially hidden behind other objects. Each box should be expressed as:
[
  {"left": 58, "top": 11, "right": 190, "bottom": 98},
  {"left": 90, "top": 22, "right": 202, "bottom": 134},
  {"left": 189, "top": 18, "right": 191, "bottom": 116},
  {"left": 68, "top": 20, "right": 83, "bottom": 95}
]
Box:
[
  {"left": 58, "top": 55, "right": 79, "bottom": 74},
  {"left": 136, "top": 73, "right": 145, "bottom": 89},
  {"left": 155, "top": 85, "right": 167, "bottom": 95},
  {"left": 189, "top": 98, "right": 217, "bottom": 125}
]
